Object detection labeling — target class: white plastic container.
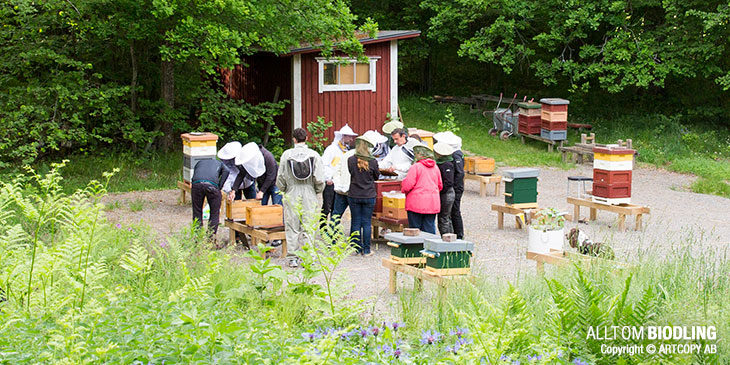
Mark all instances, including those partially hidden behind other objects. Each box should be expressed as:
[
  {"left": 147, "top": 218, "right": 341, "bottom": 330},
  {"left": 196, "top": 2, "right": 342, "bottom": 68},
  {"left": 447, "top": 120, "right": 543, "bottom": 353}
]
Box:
[{"left": 528, "top": 227, "right": 564, "bottom": 254}]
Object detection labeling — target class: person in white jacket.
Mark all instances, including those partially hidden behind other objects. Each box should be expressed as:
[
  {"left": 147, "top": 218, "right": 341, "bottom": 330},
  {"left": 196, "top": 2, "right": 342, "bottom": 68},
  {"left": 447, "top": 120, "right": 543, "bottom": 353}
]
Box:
[
  {"left": 380, "top": 128, "right": 419, "bottom": 180},
  {"left": 320, "top": 124, "right": 357, "bottom": 223},
  {"left": 331, "top": 130, "right": 387, "bottom": 223}
]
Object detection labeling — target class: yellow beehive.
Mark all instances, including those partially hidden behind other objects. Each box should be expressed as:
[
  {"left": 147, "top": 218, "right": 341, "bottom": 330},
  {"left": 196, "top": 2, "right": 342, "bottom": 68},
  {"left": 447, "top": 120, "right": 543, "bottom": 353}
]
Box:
[
  {"left": 383, "top": 196, "right": 406, "bottom": 209},
  {"left": 245, "top": 205, "right": 284, "bottom": 227},
  {"left": 594, "top": 152, "right": 633, "bottom": 161},
  {"left": 225, "top": 199, "right": 261, "bottom": 220},
  {"left": 474, "top": 157, "right": 495, "bottom": 175}
]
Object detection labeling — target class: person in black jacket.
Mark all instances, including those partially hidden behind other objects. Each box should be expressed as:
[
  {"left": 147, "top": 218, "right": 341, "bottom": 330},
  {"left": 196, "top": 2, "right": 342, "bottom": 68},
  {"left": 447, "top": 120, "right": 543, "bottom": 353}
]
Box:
[
  {"left": 232, "top": 142, "right": 282, "bottom": 205},
  {"left": 190, "top": 159, "right": 229, "bottom": 236},
  {"left": 435, "top": 131, "right": 465, "bottom": 239},
  {"left": 347, "top": 134, "right": 380, "bottom": 256},
  {"left": 434, "top": 142, "right": 456, "bottom": 235}
]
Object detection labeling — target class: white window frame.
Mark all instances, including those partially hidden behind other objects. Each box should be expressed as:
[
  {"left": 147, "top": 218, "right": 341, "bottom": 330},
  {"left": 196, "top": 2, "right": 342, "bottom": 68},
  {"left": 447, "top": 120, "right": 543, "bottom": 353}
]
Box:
[{"left": 316, "top": 56, "right": 380, "bottom": 93}]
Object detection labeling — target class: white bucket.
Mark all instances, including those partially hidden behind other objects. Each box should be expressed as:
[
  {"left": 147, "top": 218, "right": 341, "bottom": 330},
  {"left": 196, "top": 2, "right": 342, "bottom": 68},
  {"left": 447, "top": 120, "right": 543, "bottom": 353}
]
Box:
[{"left": 528, "top": 227, "right": 564, "bottom": 254}]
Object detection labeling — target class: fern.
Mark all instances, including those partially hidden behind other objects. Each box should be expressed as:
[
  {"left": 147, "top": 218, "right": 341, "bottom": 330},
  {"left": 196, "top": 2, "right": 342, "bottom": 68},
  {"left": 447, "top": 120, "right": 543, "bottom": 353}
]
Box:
[{"left": 120, "top": 241, "right": 153, "bottom": 277}]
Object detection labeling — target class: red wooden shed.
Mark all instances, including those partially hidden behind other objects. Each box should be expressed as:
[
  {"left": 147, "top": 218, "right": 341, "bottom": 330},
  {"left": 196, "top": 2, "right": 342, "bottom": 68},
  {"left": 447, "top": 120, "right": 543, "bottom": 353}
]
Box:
[{"left": 220, "top": 30, "right": 420, "bottom": 142}]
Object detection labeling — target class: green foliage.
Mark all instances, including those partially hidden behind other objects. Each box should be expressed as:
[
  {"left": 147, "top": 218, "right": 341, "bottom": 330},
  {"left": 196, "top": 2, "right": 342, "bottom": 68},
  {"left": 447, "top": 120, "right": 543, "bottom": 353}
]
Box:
[
  {"left": 533, "top": 208, "right": 566, "bottom": 232},
  {"left": 306, "top": 116, "right": 334, "bottom": 154},
  {"left": 127, "top": 199, "right": 146, "bottom": 212},
  {"left": 436, "top": 107, "right": 460, "bottom": 134}
]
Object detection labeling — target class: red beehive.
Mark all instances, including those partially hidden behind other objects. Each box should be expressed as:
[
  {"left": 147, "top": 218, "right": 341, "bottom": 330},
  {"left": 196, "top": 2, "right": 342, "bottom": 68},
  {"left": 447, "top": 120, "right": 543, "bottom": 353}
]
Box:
[
  {"left": 593, "top": 169, "right": 632, "bottom": 185},
  {"left": 541, "top": 120, "right": 567, "bottom": 131},
  {"left": 518, "top": 114, "right": 542, "bottom": 134},
  {"left": 539, "top": 98, "right": 569, "bottom": 112},
  {"left": 375, "top": 180, "right": 402, "bottom": 213},
  {"left": 592, "top": 182, "right": 632, "bottom": 198}
]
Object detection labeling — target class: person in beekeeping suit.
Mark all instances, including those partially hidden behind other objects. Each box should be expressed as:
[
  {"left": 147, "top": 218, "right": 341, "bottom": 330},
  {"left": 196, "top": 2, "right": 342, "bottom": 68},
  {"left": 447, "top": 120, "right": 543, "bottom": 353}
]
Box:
[
  {"left": 218, "top": 141, "right": 256, "bottom": 202},
  {"left": 277, "top": 128, "right": 325, "bottom": 267},
  {"left": 320, "top": 124, "right": 357, "bottom": 224},
  {"left": 433, "top": 131, "right": 465, "bottom": 239},
  {"left": 380, "top": 127, "right": 420, "bottom": 180}
]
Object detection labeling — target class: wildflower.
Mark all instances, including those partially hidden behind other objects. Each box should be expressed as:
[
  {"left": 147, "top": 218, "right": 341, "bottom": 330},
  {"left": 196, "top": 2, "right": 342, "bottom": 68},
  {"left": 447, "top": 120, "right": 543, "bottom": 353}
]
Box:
[
  {"left": 302, "top": 332, "right": 317, "bottom": 341},
  {"left": 573, "top": 359, "right": 589, "bottom": 365},
  {"left": 500, "top": 355, "right": 510, "bottom": 362},
  {"left": 159, "top": 241, "right": 168, "bottom": 248},
  {"left": 557, "top": 350, "right": 563, "bottom": 358},
  {"left": 445, "top": 341, "right": 461, "bottom": 354},
  {"left": 391, "top": 322, "right": 404, "bottom": 331},
  {"left": 420, "top": 330, "right": 442, "bottom": 345},
  {"left": 450, "top": 327, "right": 469, "bottom": 338},
  {"left": 370, "top": 326, "right": 381, "bottom": 337},
  {"left": 115, "top": 223, "right": 122, "bottom": 229},
  {"left": 359, "top": 328, "right": 369, "bottom": 338},
  {"left": 456, "top": 337, "right": 472, "bottom": 346},
  {"left": 527, "top": 354, "right": 542, "bottom": 361},
  {"left": 128, "top": 227, "right": 134, "bottom": 232},
  {"left": 512, "top": 361, "right": 521, "bottom": 365},
  {"left": 351, "top": 349, "right": 365, "bottom": 356}
]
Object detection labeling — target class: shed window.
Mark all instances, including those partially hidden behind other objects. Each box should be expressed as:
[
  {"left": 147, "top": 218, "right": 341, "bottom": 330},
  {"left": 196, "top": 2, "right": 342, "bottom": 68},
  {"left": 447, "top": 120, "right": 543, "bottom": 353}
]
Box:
[{"left": 317, "top": 57, "right": 379, "bottom": 93}]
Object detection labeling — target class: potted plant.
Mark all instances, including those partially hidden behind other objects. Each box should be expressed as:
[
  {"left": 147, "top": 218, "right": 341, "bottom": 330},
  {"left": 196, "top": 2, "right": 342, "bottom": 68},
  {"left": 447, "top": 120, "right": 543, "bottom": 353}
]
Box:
[{"left": 528, "top": 208, "right": 566, "bottom": 254}]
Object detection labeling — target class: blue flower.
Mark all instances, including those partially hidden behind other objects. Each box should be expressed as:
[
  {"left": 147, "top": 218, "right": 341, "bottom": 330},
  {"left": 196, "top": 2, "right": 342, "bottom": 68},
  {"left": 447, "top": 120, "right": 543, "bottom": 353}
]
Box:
[
  {"left": 302, "top": 332, "right": 316, "bottom": 341},
  {"left": 512, "top": 361, "right": 521, "bottom": 365},
  {"left": 456, "top": 337, "right": 472, "bottom": 346},
  {"left": 500, "top": 354, "right": 510, "bottom": 362},
  {"left": 450, "top": 327, "right": 469, "bottom": 338},
  {"left": 527, "top": 354, "right": 542, "bottom": 361},
  {"left": 420, "top": 330, "right": 442, "bottom": 345},
  {"left": 573, "top": 359, "right": 589, "bottom": 365},
  {"left": 391, "top": 322, "right": 404, "bottom": 331},
  {"left": 370, "top": 326, "right": 381, "bottom": 337},
  {"left": 445, "top": 341, "right": 461, "bottom": 354},
  {"left": 339, "top": 330, "right": 355, "bottom": 340},
  {"left": 359, "top": 328, "right": 369, "bottom": 338}
]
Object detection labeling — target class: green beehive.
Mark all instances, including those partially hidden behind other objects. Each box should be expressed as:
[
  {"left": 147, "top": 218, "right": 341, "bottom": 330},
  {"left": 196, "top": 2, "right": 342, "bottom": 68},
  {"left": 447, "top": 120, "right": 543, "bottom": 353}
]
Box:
[
  {"left": 503, "top": 168, "right": 539, "bottom": 205},
  {"left": 384, "top": 232, "right": 440, "bottom": 262},
  {"left": 421, "top": 239, "right": 474, "bottom": 270}
]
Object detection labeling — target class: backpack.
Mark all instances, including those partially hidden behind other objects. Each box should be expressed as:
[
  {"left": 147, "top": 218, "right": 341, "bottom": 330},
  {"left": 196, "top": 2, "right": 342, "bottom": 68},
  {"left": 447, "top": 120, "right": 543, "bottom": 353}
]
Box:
[{"left": 289, "top": 149, "right": 316, "bottom": 181}]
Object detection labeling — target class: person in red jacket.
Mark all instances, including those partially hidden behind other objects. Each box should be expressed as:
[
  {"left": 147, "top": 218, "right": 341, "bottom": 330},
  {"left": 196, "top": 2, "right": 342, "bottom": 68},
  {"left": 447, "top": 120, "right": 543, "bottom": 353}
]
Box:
[{"left": 401, "top": 143, "right": 442, "bottom": 234}]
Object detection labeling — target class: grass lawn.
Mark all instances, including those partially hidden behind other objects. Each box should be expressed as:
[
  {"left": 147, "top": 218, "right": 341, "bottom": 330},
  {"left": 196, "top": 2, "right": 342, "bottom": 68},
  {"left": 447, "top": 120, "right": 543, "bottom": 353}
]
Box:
[{"left": 400, "top": 94, "right": 730, "bottom": 198}]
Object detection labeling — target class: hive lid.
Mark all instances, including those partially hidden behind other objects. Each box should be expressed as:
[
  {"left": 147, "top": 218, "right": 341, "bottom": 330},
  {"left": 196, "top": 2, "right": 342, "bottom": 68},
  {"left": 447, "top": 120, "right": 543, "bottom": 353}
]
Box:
[
  {"left": 503, "top": 168, "right": 540, "bottom": 179},
  {"left": 407, "top": 128, "right": 434, "bottom": 137},
  {"left": 593, "top": 146, "right": 636, "bottom": 155},
  {"left": 384, "top": 232, "right": 440, "bottom": 244},
  {"left": 539, "top": 98, "right": 570, "bottom": 105},
  {"left": 424, "top": 238, "right": 474, "bottom": 252},
  {"left": 382, "top": 191, "right": 406, "bottom": 199},
  {"left": 517, "top": 102, "right": 542, "bottom": 109},
  {"left": 181, "top": 132, "right": 219, "bottom": 141}
]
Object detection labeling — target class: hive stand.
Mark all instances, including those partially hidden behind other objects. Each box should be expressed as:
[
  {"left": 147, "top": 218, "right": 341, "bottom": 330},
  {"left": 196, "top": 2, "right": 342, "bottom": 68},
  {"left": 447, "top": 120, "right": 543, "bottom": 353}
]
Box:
[
  {"left": 519, "top": 132, "right": 565, "bottom": 152},
  {"left": 526, "top": 249, "right": 629, "bottom": 275},
  {"left": 567, "top": 196, "right": 649, "bottom": 232},
  {"left": 178, "top": 181, "right": 191, "bottom": 204},
  {"left": 491, "top": 203, "right": 539, "bottom": 229},
  {"left": 225, "top": 220, "right": 287, "bottom": 257},
  {"left": 464, "top": 174, "right": 502, "bottom": 197},
  {"left": 371, "top": 217, "right": 407, "bottom": 239},
  {"left": 559, "top": 133, "right": 595, "bottom": 164},
  {"left": 382, "top": 258, "right": 472, "bottom": 297}
]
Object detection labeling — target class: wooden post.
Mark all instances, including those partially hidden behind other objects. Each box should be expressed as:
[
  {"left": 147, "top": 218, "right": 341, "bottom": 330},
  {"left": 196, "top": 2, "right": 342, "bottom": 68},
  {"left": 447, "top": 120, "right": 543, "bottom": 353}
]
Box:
[
  {"left": 414, "top": 277, "right": 423, "bottom": 292},
  {"left": 479, "top": 181, "right": 486, "bottom": 197},
  {"left": 515, "top": 216, "right": 522, "bottom": 229},
  {"left": 617, "top": 214, "right": 626, "bottom": 232},
  {"left": 590, "top": 208, "right": 597, "bottom": 221},
  {"left": 494, "top": 181, "right": 500, "bottom": 196},
  {"left": 636, "top": 214, "right": 643, "bottom": 231},
  {"left": 497, "top": 211, "right": 504, "bottom": 229},
  {"left": 548, "top": 144, "right": 553, "bottom": 153},
  {"left": 574, "top": 204, "right": 580, "bottom": 222},
  {"left": 181, "top": 189, "right": 186, "bottom": 204},
  {"left": 389, "top": 269, "right": 397, "bottom": 294},
  {"left": 536, "top": 261, "right": 545, "bottom": 275}
]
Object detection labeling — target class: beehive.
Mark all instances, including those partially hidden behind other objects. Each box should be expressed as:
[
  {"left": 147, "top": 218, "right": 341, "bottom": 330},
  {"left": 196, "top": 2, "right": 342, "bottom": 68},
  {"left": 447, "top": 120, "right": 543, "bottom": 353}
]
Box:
[
  {"left": 407, "top": 128, "right": 435, "bottom": 149},
  {"left": 181, "top": 132, "right": 218, "bottom": 182},
  {"left": 503, "top": 168, "right": 539, "bottom": 205},
  {"left": 421, "top": 238, "right": 474, "bottom": 270},
  {"left": 474, "top": 157, "right": 496, "bottom": 175},
  {"left": 518, "top": 114, "right": 542, "bottom": 135},
  {"left": 592, "top": 146, "right": 635, "bottom": 204},
  {"left": 245, "top": 205, "right": 284, "bottom": 227},
  {"left": 385, "top": 231, "right": 440, "bottom": 262},
  {"left": 375, "top": 180, "right": 402, "bottom": 214},
  {"left": 539, "top": 99, "right": 569, "bottom": 141},
  {"left": 225, "top": 199, "right": 261, "bottom": 221}
]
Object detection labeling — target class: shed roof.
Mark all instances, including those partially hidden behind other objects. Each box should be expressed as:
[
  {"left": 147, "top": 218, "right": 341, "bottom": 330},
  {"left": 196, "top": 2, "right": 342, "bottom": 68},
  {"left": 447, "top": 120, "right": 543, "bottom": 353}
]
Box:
[{"left": 283, "top": 30, "right": 420, "bottom": 56}]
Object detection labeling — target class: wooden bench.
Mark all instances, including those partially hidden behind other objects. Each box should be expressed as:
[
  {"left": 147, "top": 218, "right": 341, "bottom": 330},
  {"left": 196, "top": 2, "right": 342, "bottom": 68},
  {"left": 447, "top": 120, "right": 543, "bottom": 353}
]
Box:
[
  {"left": 178, "top": 181, "right": 191, "bottom": 204},
  {"left": 567, "top": 196, "right": 649, "bottom": 232},
  {"left": 225, "top": 219, "right": 288, "bottom": 257},
  {"left": 526, "top": 249, "right": 629, "bottom": 275},
  {"left": 464, "top": 174, "right": 502, "bottom": 197},
  {"left": 519, "top": 133, "right": 565, "bottom": 152},
  {"left": 491, "top": 203, "right": 539, "bottom": 229},
  {"left": 558, "top": 146, "right": 594, "bottom": 164},
  {"left": 372, "top": 217, "right": 407, "bottom": 238},
  {"left": 382, "top": 258, "right": 472, "bottom": 295}
]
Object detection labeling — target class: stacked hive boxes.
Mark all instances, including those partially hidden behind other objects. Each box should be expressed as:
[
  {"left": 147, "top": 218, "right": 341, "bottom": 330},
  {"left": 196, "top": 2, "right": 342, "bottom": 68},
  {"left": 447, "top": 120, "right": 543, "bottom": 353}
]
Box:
[
  {"left": 464, "top": 156, "right": 496, "bottom": 175},
  {"left": 420, "top": 237, "right": 474, "bottom": 273},
  {"left": 225, "top": 199, "right": 261, "bottom": 221},
  {"left": 517, "top": 102, "right": 542, "bottom": 135},
  {"left": 592, "top": 146, "right": 635, "bottom": 205},
  {"left": 245, "top": 205, "right": 284, "bottom": 227},
  {"left": 503, "top": 168, "right": 539, "bottom": 206},
  {"left": 407, "top": 128, "right": 435, "bottom": 149},
  {"left": 382, "top": 192, "right": 407, "bottom": 220},
  {"left": 385, "top": 231, "right": 440, "bottom": 264},
  {"left": 539, "top": 98, "right": 569, "bottom": 141},
  {"left": 181, "top": 132, "right": 219, "bottom": 183},
  {"left": 374, "top": 180, "right": 402, "bottom": 215}
]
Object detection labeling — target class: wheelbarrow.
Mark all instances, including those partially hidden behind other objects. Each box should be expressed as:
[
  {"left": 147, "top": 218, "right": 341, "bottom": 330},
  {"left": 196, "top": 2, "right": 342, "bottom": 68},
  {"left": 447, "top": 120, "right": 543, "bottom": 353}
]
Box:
[{"left": 486, "top": 93, "right": 520, "bottom": 140}]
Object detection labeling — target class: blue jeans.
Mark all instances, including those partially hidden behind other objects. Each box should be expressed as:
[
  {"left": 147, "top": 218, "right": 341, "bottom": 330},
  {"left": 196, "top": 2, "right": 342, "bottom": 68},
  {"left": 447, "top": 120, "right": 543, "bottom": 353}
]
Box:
[
  {"left": 407, "top": 211, "right": 437, "bottom": 234},
  {"left": 348, "top": 197, "right": 375, "bottom": 254},
  {"left": 331, "top": 193, "right": 350, "bottom": 224},
  {"left": 262, "top": 185, "right": 282, "bottom": 205}
]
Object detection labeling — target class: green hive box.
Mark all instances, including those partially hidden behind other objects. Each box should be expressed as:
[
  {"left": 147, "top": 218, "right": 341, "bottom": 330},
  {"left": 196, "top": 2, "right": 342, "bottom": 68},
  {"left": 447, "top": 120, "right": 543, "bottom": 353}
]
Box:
[
  {"left": 421, "top": 239, "right": 474, "bottom": 269},
  {"left": 384, "top": 232, "right": 440, "bottom": 260},
  {"left": 504, "top": 177, "right": 538, "bottom": 204}
]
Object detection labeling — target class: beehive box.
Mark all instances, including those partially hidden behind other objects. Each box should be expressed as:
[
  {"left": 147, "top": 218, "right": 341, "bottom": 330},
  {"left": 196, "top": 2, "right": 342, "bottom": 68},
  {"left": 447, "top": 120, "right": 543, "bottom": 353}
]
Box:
[
  {"left": 593, "top": 169, "right": 632, "bottom": 185},
  {"left": 540, "top": 129, "right": 567, "bottom": 141},
  {"left": 503, "top": 169, "right": 539, "bottom": 205},
  {"left": 181, "top": 132, "right": 218, "bottom": 182},
  {"left": 539, "top": 98, "right": 570, "bottom": 112},
  {"left": 385, "top": 232, "right": 440, "bottom": 260},
  {"left": 474, "top": 157, "right": 496, "bottom": 175},
  {"left": 592, "top": 182, "right": 632, "bottom": 198},
  {"left": 464, "top": 157, "right": 476, "bottom": 173},
  {"left": 541, "top": 110, "right": 568, "bottom": 122},
  {"left": 519, "top": 122, "right": 542, "bottom": 135},
  {"left": 540, "top": 120, "right": 567, "bottom": 131},
  {"left": 593, "top": 159, "right": 633, "bottom": 171},
  {"left": 517, "top": 101, "right": 542, "bottom": 116},
  {"left": 245, "top": 205, "right": 284, "bottom": 227},
  {"left": 375, "top": 180, "right": 402, "bottom": 213},
  {"left": 382, "top": 192, "right": 406, "bottom": 209},
  {"left": 407, "top": 128, "right": 435, "bottom": 149},
  {"left": 421, "top": 238, "right": 474, "bottom": 269},
  {"left": 383, "top": 206, "right": 408, "bottom": 220},
  {"left": 226, "top": 199, "right": 261, "bottom": 221},
  {"left": 593, "top": 146, "right": 635, "bottom": 161},
  {"left": 503, "top": 168, "right": 539, "bottom": 180}
]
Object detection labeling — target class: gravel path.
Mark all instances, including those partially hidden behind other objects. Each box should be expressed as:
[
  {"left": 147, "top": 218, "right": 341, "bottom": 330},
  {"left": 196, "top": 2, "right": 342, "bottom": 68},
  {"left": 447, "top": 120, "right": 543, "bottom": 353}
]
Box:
[{"left": 103, "top": 164, "right": 730, "bottom": 317}]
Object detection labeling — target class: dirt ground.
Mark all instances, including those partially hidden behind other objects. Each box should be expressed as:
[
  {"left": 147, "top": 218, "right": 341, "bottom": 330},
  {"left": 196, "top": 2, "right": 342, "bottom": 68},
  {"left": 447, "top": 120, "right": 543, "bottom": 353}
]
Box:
[{"left": 103, "top": 163, "right": 730, "bottom": 317}]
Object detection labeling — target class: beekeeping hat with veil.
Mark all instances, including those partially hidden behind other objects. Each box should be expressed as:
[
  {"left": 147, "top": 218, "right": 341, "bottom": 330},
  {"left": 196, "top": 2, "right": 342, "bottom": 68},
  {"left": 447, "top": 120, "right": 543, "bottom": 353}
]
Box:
[{"left": 433, "top": 131, "right": 462, "bottom": 151}]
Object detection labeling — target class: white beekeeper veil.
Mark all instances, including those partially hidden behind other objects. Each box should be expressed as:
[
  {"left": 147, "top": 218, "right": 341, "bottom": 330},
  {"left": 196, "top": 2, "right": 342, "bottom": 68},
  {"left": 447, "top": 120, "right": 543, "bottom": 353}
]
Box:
[
  {"left": 433, "top": 131, "right": 462, "bottom": 151},
  {"left": 332, "top": 124, "right": 357, "bottom": 144},
  {"left": 234, "top": 142, "right": 266, "bottom": 178}
]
